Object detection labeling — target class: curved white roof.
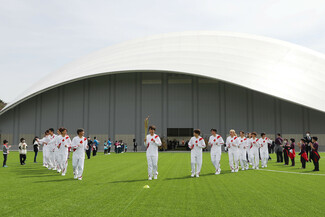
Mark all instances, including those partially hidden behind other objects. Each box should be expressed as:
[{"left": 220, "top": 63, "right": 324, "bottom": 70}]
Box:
[{"left": 2, "top": 31, "right": 325, "bottom": 115}]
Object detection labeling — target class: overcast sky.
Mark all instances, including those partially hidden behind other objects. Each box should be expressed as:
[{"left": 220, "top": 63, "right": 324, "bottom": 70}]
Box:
[{"left": 1, "top": 0, "right": 325, "bottom": 102}]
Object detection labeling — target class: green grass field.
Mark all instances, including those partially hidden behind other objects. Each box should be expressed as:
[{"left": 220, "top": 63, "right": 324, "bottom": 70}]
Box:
[{"left": 0, "top": 151, "right": 324, "bottom": 217}]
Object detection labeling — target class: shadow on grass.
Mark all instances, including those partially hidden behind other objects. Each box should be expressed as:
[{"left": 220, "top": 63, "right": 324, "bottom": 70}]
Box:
[
  {"left": 33, "top": 178, "right": 75, "bottom": 183},
  {"left": 164, "top": 171, "right": 234, "bottom": 180},
  {"left": 108, "top": 179, "right": 149, "bottom": 183}
]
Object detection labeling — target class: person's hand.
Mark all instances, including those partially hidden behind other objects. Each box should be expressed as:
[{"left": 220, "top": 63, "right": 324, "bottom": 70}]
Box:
[{"left": 144, "top": 138, "right": 147, "bottom": 142}]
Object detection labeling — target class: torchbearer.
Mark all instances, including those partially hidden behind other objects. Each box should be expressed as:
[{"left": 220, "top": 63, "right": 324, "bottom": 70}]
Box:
[
  {"left": 57, "top": 128, "right": 71, "bottom": 176},
  {"left": 238, "top": 131, "right": 248, "bottom": 171},
  {"left": 144, "top": 125, "right": 162, "bottom": 180},
  {"left": 208, "top": 129, "right": 224, "bottom": 175},
  {"left": 71, "top": 129, "right": 89, "bottom": 180},
  {"left": 259, "top": 133, "right": 270, "bottom": 168},
  {"left": 54, "top": 128, "right": 62, "bottom": 171},
  {"left": 226, "top": 129, "right": 239, "bottom": 172},
  {"left": 250, "top": 132, "right": 260, "bottom": 169},
  {"left": 188, "top": 129, "right": 206, "bottom": 178}
]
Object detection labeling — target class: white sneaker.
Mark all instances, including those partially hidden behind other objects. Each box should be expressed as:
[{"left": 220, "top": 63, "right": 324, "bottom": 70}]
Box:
[
  {"left": 256, "top": 167, "right": 259, "bottom": 170},
  {"left": 215, "top": 171, "right": 220, "bottom": 175},
  {"left": 246, "top": 165, "right": 249, "bottom": 170},
  {"left": 231, "top": 170, "right": 235, "bottom": 173},
  {"left": 191, "top": 173, "right": 195, "bottom": 178},
  {"left": 235, "top": 169, "right": 238, "bottom": 173},
  {"left": 62, "top": 173, "right": 66, "bottom": 176},
  {"left": 154, "top": 175, "right": 157, "bottom": 180},
  {"left": 74, "top": 174, "right": 78, "bottom": 179},
  {"left": 261, "top": 166, "right": 264, "bottom": 168},
  {"left": 252, "top": 166, "right": 255, "bottom": 170},
  {"left": 78, "top": 177, "right": 82, "bottom": 181},
  {"left": 156, "top": 171, "right": 159, "bottom": 175},
  {"left": 196, "top": 173, "right": 199, "bottom": 178},
  {"left": 218, "top": 168, "right": 221, "bottom": 173},
  {"left": 57, "top": 169, "right": 61, "bottom": 173},
  {"left": 48, "top": 167, "right": 52, "bottom": 170},
  {"left": 148, "top": 176, "right": 152, "bottom": 181},
  {"left": 265, "top": 165, "right": 267, "bottom": 168},
  {"left": 52, "top": 168, "right": 57, "bottom": 171}
]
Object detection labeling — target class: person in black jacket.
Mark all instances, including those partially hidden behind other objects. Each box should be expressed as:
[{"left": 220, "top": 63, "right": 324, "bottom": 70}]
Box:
[
  {"left": 283, "top": 139, "right": 290, "bottom": 165},
  {"left": 86, "top": 137, "right": 92, "bottom": 159},
  {"left": 33, "top": 137, "right": 40, "bottom": 163},
  {"left": 304, "top": 131, "right": 312, "bottom": 162}
]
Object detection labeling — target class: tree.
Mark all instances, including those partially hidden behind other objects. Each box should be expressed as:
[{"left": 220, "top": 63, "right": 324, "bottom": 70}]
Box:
[{"left": 0, "top": 99, "right": 6, "bottom": 111}]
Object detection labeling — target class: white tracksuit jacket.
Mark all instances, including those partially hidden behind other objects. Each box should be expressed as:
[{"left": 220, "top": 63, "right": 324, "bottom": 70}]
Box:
[
  {"left": 259, "top": 137, "right": 270, "bottom": 167},
  {"left": 238, "top": 137, "right": 248, "bottom": 169},
  {"left": 57, "top": 135, "right": 71, "bottom": 174}
]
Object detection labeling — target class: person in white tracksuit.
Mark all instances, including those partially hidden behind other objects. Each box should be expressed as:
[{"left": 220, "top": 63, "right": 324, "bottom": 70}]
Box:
[
  {"left": 238, "top": 131, "right": 248, "bottom": 171},
  {"left": 38, "top": 130, "right": 50, "bottom": 167},
  {"left": 144, "top": 125, "right": 162, "bottom": 180},
  {"left": 250, "top": 132, "right": 261, "bottom": 169},
  {"left": 47, "top": 128, "right": 57, "bottom": 170},
  {"left": 54, "top": 129, "right": 62, "bottom": 171},
  {"left": 226, "top": 129, "right": 239, "bottom": 172},
  {"left": 71, "top": 129, "right": 89, "bottom": 180},
  {"left": 246, "top": 133, "right": 252, "bottom": 168},
  {"left": 208, "top": 129, "right": 224, "bottom": 175},
  {"left": 57, "top": 128, "right": 71, "bottom": 176},
  {"left": 188, "top": 129, "right": 206, "bottom": 178},
  {"left": 259, "top": 133, "right": 270, "bottom": 168}
]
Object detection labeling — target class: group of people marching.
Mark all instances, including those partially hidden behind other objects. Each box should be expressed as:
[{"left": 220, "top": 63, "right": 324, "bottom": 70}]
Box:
[
  {"left": 36, "top": 128, "right": 88, "bottom": 180},
  {"left": 144, "top": 126, "right": 321, "bottom": 180}
]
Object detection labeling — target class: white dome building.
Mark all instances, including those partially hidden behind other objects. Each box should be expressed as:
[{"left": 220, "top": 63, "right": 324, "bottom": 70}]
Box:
[{"left": 1, "top": 31, "right": 325, "bottom": 150}]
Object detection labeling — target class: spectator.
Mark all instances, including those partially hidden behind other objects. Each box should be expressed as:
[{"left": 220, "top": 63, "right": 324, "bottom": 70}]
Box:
[
  {"left": 93, "top": 137, "right": 99, "bottom": 155},
  {"left": 114, "top": 141, "right": 118, "bottom": 153},
  {"left": 125, "top": 144, "right": 128, "bottom": 152},
  {"left": 133, "top": 139, "right": 137, "bottom": 152},
  {"left": 33, "top": 137, "right": 40, "bottom": 163},
  {"left": 283, "top": 139, "right": 290, "bottom": 165},
  {"left": 86, "top": 137, "right": 92, "bottom": 159},
  {"left": 274, "top": 133, "right": 283, "bottom": 163},
  {"left": 310, "top": 137, "right": 320, "bottom": 171},
  {"left": 104, "top": 140, "right": 108, "bottom": 155},
  {"left": 18, "top": 138, "right": 27, "bottom": 165},
  {"left": 289, "top": 138, "right": 296, "bottom": 166},
  {"left": 3, "top": 140, "right": 11, "bottom": 167},
  {"left": 107, "top": 138, "right": 112, "bottom": 154},
  {"left": 304, "top": 131, "right": 312, "bottom": 162}
]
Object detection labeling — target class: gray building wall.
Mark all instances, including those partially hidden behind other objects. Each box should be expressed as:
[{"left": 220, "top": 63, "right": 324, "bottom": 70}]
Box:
[{"left": 0, "top": 71, "right": 325, "bottom": 151}]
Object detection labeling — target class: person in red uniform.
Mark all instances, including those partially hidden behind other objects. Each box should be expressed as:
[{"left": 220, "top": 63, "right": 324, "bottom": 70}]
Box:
[
  {"left": 298, "top": 139, "right": 308, "bottom": 169},
  {"left": 289, "top": 138, "right": 296, "bottom": 166},
  {"left": 310, "top": 137, "right": 320, "bottom": 171}
]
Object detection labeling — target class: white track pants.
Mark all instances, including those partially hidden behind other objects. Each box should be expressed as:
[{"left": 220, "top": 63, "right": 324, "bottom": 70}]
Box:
[
  {"left": 251, "top": 148, "right": 259, "bottom": 168},
  {"left": 147, "top": 156, "right": 158, "bottom": 177},
  {"left": 48, "top": 150, "right": 55, "bottom": 169},
  {"left": 43, "top": 147, "right": 48, "bottom": 166},
  {"left": 191, "top": 153, "right": 202, "bottom": 175},
  {"left": 211, "top": 152, "right": 221, "bottom": 172},
  {"left": 228, "top": 150, "right": 239, "bottom": 170},
  {"left": 260, "top": 150, "right": 269, "bottom": 167},
  {"left": 72, "top": 155, "right": 85, "bottom": 178},
  {"left": 58, "top": 152, "right": 69, "bottom": 174},
  {"left": 239, "top": 149, "right": 247, "bottom": 169}
]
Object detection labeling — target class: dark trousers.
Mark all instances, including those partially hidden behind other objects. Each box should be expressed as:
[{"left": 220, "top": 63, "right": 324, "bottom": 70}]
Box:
[
  {"left": 3, "top": 154, "right": 7, "bottom": 166},
  {"left": 34, "top": 151, "right": 38, "bottom": 162},
  {"left": 93, "top": 149, "right": 97, "bottom": 156},
  {"left": 291, "top": 158, "right": 295, "bottom": 166},
  {"left": 312, "top": 159, "right": 319, "bottom": 171},
  {"left": 301, "top": 156, "right": 306, "bottom": 169},
  {"left": 276, "top": 151, "right": 283, "bottom": 162},
  {"left": 104, "top": 149, "right": 108, "bottom": 154},
  {"left": 134, "top": 146, "right": 137, "bottom": 152},
  {"left": 108, "top": 147, "right": 111, "bottom": 153},
  {"left": 20, "top": 154, "right": 26, "bottom": 165},
  {"left": 86, "top": 150, "right": 91, "bottom": 159},
  {"left": 284, "top": 151, "right": 289, "bottom": 165}
]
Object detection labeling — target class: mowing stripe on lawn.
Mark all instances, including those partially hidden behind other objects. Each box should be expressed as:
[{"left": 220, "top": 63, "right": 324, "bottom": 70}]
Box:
[{"left": 258, "top": 169, "right": 325, "bottom": 176}]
